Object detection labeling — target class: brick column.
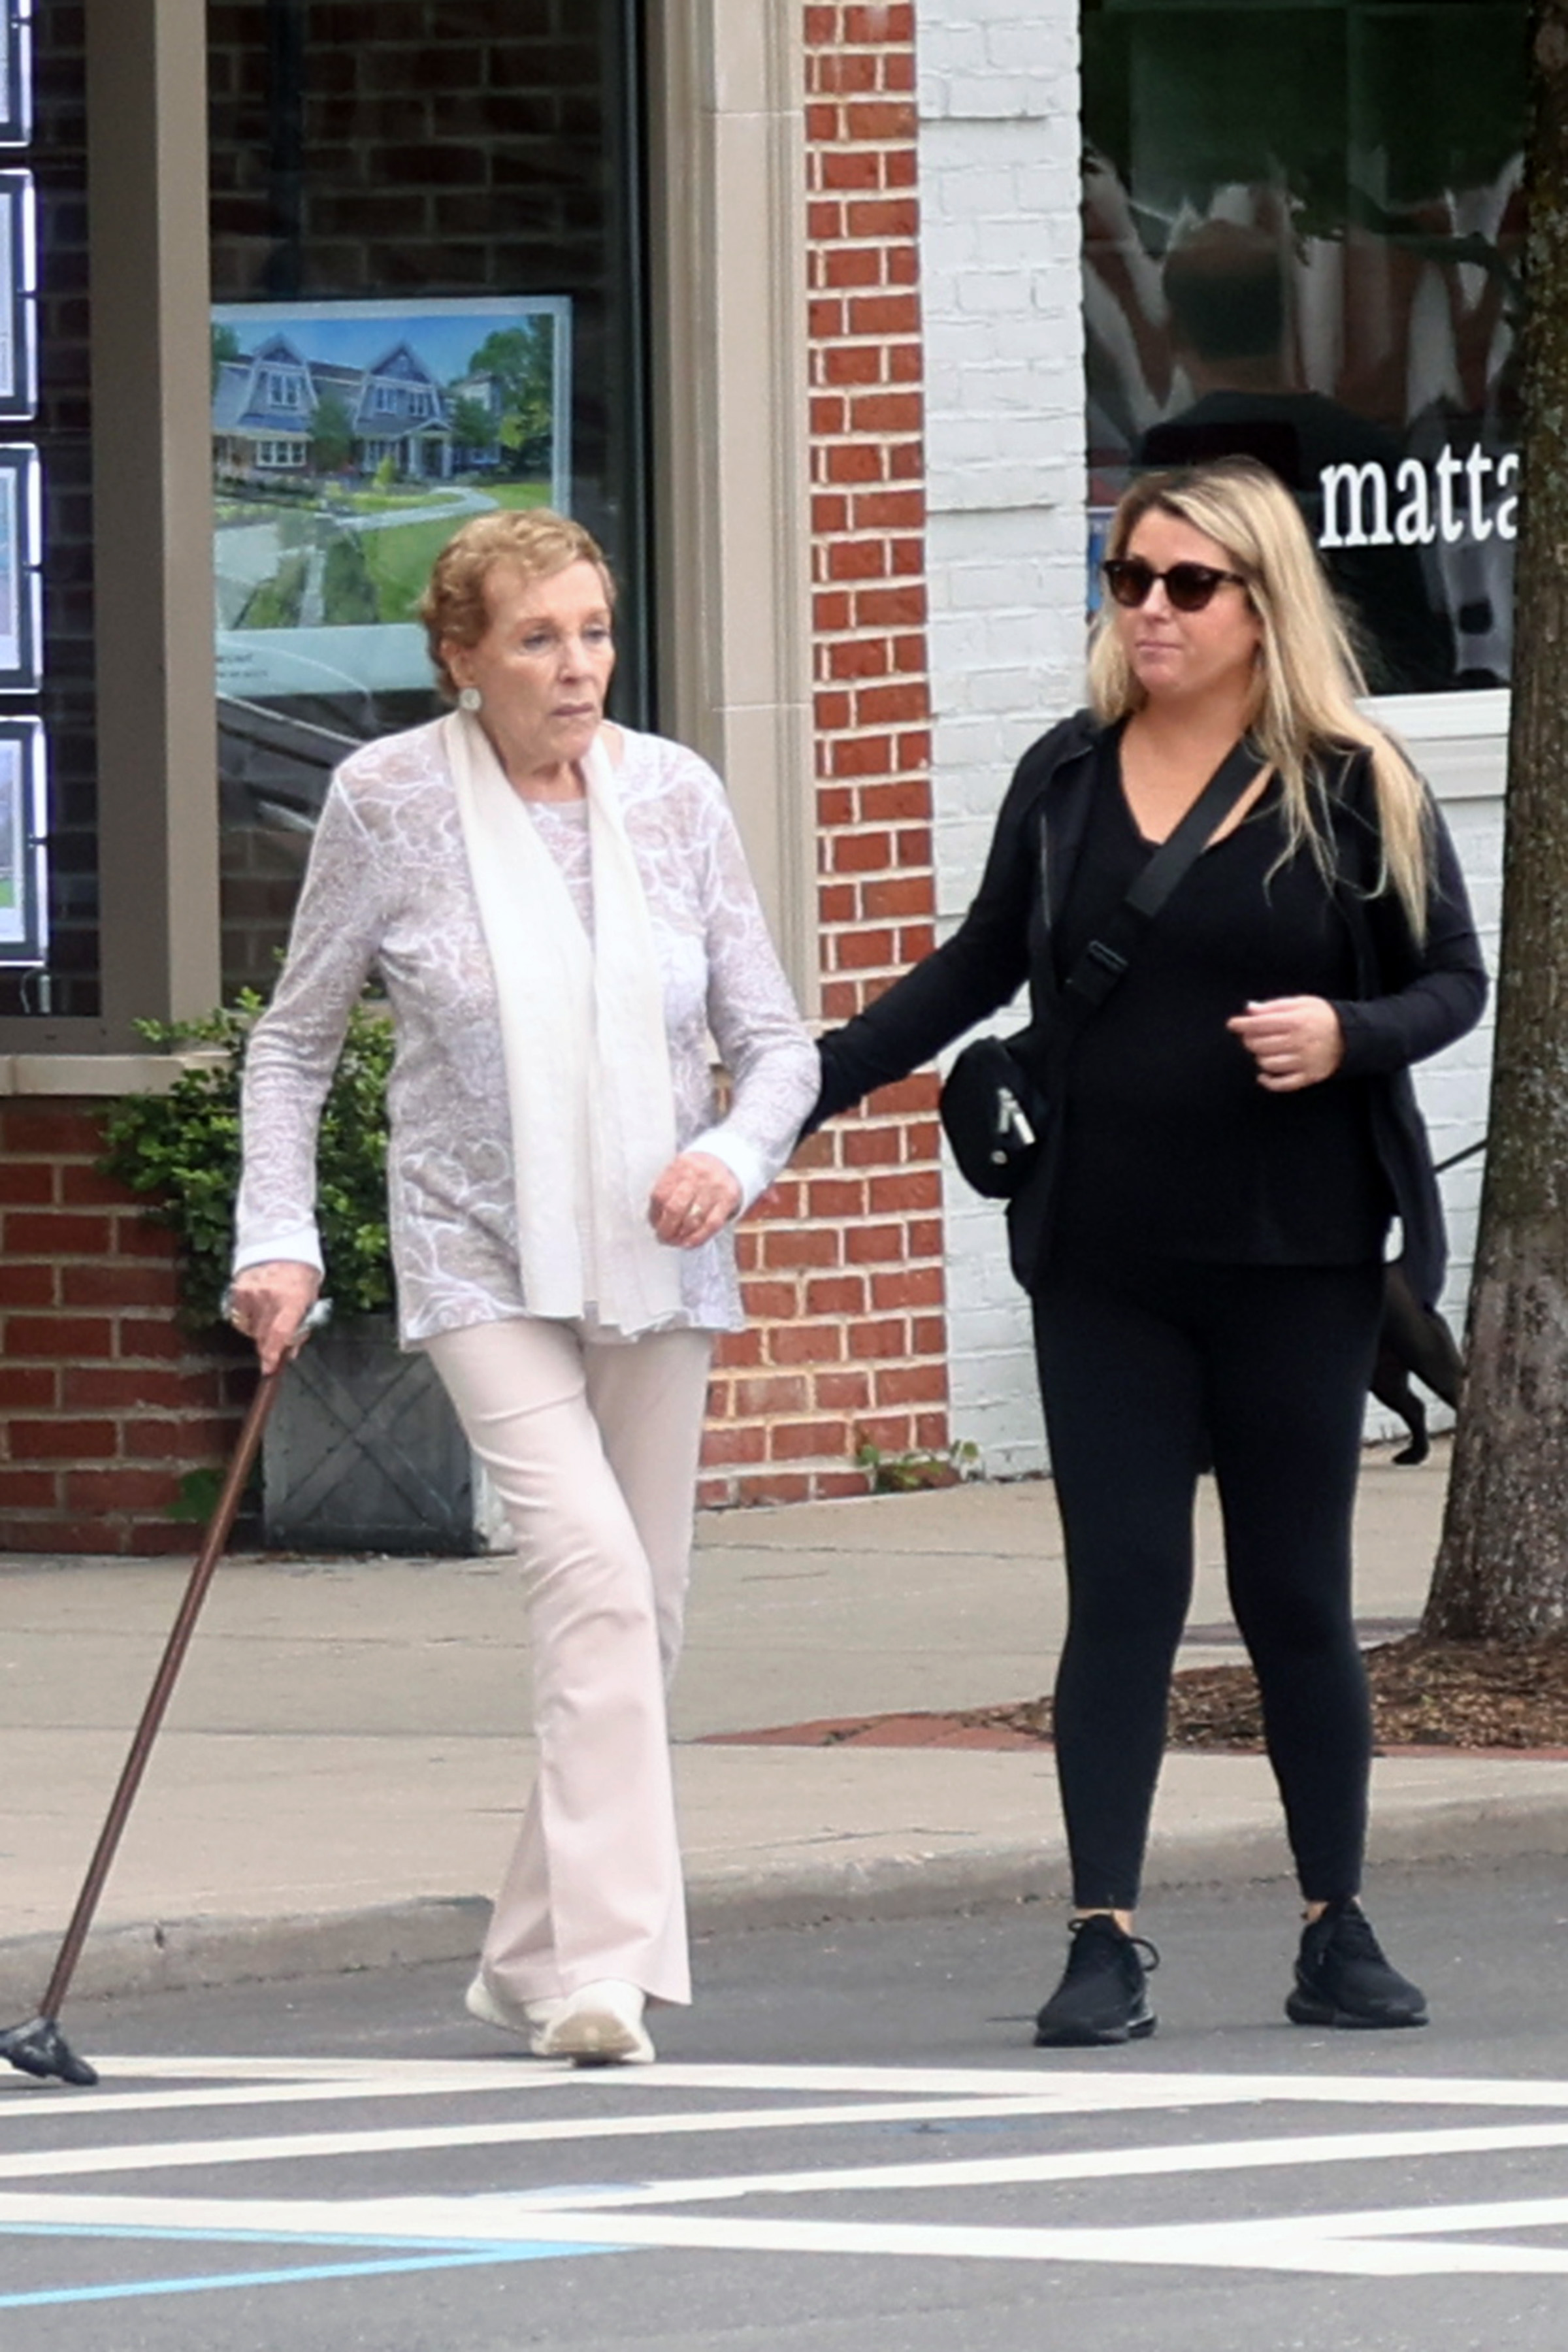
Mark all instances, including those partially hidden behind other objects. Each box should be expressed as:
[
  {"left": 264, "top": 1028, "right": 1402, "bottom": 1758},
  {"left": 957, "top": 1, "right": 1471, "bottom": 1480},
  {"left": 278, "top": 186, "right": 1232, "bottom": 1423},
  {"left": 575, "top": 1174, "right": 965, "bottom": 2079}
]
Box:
[{"left": 699, "top": 1, "right": 949, "bottom": 1507}]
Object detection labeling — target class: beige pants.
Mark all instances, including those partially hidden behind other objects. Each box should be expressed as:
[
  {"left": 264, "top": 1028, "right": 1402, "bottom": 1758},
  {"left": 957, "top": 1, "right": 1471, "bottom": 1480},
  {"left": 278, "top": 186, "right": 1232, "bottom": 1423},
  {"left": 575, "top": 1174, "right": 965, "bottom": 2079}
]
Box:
[{"left": 424, "top": 1316, "right": 713, "bottom": 2009}]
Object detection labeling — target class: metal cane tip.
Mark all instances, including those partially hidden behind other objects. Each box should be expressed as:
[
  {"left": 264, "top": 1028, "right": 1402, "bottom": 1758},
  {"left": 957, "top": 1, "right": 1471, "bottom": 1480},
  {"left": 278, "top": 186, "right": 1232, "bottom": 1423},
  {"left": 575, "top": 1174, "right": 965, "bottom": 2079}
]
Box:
[{"left": 0, "top": 2016, "right": 99, "bottom": 2087}]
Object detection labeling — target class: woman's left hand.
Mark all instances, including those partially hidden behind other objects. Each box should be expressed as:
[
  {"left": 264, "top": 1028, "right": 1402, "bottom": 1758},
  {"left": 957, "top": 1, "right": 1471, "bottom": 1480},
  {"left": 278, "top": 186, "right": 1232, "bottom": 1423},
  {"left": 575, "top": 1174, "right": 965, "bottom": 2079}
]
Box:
[
  {"left": 648, "top": 1149, "right": 742, "bottom": 1248},
  {"left": 1227, "top": 995, "right": 1345, "bottom": 1092}
]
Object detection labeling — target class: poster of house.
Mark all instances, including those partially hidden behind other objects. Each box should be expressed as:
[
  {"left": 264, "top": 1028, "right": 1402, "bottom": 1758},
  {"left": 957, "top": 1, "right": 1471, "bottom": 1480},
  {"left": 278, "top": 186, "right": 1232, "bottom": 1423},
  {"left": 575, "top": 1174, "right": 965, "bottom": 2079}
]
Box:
[
  {"left": 0, "top": 199, "right": 12, "bottom": 408},
  {"left": 0, "top": 716, "right": 43, "bottom": 959},
  {"left": 0, "top": 749, "right": 17, "bottom": 939},
  {"left": 0, "top": 441, "right": 41, "bottom": 687},
  {"left": 212, "top": 295, "right": 572, "bottom": 705},
  {"left": 0, "top": 169, "right": 35, "bottom": 416}
]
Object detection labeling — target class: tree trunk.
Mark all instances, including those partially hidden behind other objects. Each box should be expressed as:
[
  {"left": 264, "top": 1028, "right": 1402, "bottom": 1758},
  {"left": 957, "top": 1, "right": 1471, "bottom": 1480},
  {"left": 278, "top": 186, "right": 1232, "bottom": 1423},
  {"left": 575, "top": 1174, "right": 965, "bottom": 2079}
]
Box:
[{"left": 1425, "top": 0, "right": 1568, "bottom": 1639}]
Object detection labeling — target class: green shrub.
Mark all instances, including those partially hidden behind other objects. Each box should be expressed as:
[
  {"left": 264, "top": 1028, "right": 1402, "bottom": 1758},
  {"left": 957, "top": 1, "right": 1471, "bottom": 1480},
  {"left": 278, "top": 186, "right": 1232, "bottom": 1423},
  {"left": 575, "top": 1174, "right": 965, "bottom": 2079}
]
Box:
[{"left": 98, "top": 990, "right": 395, "bottom": 1327}]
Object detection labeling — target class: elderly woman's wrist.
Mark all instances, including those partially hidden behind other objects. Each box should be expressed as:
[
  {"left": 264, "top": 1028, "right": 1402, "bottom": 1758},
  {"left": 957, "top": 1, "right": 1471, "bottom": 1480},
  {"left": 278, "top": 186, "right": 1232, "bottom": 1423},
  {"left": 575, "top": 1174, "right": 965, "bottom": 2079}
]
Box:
[
  {"left": 231, "top": 1228, "right": 324, "bottom": 1278},
  {"left": 688, "top": 1126, "right": 767, "bottom": 1215}
]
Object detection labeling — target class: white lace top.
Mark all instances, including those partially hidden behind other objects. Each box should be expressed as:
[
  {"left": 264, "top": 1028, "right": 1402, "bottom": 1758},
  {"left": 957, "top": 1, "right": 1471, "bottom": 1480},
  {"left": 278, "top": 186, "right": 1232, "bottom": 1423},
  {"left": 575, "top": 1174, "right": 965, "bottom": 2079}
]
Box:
[{"left": 234, "top": 718, "right": 818, "bottom": 1342}]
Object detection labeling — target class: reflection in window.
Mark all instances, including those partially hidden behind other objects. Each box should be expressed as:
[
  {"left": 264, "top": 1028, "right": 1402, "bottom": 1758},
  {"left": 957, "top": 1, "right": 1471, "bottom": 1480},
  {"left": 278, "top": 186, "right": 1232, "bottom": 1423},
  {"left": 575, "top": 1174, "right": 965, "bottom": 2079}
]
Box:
[{"left": 1083, "top": 1, "right": 1527, "bottom": 693}]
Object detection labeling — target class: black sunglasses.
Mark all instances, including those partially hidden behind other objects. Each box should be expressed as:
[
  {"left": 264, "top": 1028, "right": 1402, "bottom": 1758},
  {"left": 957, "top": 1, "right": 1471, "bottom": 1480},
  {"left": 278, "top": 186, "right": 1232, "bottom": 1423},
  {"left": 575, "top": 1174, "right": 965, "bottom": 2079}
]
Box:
[{"left": 1102, "top": 557, "right": 1249, "bottom": 613}]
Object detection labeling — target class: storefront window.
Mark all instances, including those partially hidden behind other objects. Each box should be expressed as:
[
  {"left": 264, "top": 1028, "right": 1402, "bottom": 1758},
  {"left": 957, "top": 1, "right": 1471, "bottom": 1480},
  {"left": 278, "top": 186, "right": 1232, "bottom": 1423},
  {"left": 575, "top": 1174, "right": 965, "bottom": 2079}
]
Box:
[
  {"left": 209, "top": 0, "right": 650, "bottom": 996},
  {"left": 0, "top": 8, "right": 95, "bottom": 1021},
  {"left": 1083, "top": 0, "right": 1527, "bottom": 694}
]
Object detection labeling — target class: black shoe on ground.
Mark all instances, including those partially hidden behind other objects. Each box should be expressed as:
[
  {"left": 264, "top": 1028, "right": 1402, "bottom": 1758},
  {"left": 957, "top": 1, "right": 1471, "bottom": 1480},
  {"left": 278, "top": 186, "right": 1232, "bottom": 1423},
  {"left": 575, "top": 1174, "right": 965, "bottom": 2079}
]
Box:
[
  {"left": 1032, "top": 1914, "right": 1159, "bottom": 2048},
  {"left": 1286, "top": 1899, "right": 1428, "bottom": 2029}
]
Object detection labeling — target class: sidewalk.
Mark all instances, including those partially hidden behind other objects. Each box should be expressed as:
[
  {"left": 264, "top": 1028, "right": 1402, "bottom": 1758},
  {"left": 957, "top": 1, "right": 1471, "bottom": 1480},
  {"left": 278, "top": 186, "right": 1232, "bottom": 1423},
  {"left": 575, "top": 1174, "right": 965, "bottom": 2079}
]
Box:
[{"left": 4, "top": 1443, "right": 1566, "bottom": 2010}]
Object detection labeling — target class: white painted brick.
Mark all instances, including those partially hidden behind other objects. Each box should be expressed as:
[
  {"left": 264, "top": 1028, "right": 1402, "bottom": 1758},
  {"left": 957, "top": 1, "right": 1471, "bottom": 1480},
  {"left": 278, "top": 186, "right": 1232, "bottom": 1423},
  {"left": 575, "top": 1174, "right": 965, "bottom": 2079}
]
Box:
[
  {"left": 930, "top": 74, "right": 1055, "bottom": 122},
  {"left": 952, "top": 363, "right": 1063, "bottom": 414},
  {"left": 985, "top": 19, "right": 1068, "bottom": 73},
  {"left": 923, "top": 155, "right": 1034, "bottom": 217},
  {"left": 932, "top": 501, "right": 1078, "bottom": 552},
  {"left": 930, "top": 625, "right": 1053, "bottom": 682},
  {"left": 926, "top": 321, "right": 1003, "bottom": 376},
  {"left": 1012, "top": 158, "right": 1075, "bottom": 210},
  {"left": 929, "top": 474, "right": 1060, "bottom": 517},
  {"left": 949, "top": 269, "right": 1048, "bottom": 324},
  {"left": 965, "top": 217, "right": 1075, "bottom": 272},
  {"left": 982, "top": 311, "right": 1081, "bottom": 369},
  {"left": 946, "top": 1301, "right": 1035, "bottom": 1359},
  {"left": 915, "top": 23, "right": 988, "bottom": 93},
  {"left": 928, "top": 703, "right": 1041, "bottom": 764}
]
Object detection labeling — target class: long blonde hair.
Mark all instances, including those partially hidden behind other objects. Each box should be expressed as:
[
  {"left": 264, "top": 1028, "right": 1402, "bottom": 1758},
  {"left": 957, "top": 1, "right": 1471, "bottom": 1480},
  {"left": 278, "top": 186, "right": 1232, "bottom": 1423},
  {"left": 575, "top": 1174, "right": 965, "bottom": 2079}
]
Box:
[{"left": 1087, "top": 457, "right": 1432, "bottom": 937}]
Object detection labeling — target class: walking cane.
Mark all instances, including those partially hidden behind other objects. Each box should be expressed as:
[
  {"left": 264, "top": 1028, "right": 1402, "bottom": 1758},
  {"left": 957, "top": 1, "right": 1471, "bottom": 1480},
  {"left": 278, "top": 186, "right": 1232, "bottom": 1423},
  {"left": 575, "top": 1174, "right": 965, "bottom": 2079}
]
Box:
[{"left": 0, "top": 1302, "right": 329, "bottom": 2088}]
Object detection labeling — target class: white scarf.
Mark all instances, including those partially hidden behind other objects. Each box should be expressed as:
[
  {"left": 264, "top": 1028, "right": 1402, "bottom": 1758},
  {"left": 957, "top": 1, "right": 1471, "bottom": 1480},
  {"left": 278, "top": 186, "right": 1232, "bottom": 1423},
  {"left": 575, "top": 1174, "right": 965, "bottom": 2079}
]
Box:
[{"left": 445, "top": 710, "right": 683, "bottom": 1335}]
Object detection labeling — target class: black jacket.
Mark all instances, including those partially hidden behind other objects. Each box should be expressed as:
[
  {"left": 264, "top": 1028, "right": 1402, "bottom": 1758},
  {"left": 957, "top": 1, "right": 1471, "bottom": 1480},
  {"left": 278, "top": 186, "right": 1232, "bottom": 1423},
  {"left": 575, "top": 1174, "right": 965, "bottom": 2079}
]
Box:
[{"left": 814, "top": 711, "right": 1489, "bottom": 1305}]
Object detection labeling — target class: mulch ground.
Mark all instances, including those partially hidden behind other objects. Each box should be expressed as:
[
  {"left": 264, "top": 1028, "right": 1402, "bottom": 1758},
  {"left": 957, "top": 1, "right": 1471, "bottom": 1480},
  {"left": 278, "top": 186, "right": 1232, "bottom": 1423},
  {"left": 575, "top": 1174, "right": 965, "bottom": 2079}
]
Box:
[
  {"left": 703, "top": 1634, "right": 1568, "bottom": 1756},
  {"left": 1162, "top": 1632, "right": 1568, "bottom": 1754}
]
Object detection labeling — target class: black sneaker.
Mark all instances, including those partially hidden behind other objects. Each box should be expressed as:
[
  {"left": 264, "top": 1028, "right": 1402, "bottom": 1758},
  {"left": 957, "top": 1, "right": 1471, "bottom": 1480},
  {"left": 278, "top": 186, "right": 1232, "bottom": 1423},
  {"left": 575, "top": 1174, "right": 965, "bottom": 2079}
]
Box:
[
  {"left": 1286, "top": 1899, "right": 1428, "bottom": 2029},
  {"left": 1032, "top": 1914, "right": 1159, "bottom": 2047}
]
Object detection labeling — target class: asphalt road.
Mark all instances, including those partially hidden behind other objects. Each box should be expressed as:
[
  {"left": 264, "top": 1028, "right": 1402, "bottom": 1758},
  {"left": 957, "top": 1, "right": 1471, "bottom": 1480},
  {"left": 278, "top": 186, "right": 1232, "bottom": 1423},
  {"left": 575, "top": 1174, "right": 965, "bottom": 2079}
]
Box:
[{"left": 5, "top": 1857, "right": 1568, "bottom": 2350}]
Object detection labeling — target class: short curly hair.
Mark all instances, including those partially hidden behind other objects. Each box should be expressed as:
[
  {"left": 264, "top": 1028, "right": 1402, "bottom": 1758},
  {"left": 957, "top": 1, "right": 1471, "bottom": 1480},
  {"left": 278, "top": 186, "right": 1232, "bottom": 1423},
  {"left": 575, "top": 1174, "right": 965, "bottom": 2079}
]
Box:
[{"left": 418, "top": 508, "right": 615, "bottom": 699}]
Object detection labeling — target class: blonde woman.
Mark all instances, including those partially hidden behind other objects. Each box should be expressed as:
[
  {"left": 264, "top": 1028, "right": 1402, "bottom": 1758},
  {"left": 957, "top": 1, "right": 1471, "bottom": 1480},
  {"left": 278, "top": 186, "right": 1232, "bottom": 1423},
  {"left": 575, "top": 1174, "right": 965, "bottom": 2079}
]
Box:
[
  {"left": 230, "top": 509, "right": 817, "bottom": 2065},
  {"left": 813, "top": 457, "right": 1486, "bottom": 2044}
]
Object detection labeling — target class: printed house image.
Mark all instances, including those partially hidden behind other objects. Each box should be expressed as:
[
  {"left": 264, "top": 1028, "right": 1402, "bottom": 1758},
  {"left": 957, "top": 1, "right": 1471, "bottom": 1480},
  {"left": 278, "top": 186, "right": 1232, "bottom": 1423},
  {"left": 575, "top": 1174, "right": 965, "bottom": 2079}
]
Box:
[{"left": 212, "top": 332, "right": 455, "bottom": 484}]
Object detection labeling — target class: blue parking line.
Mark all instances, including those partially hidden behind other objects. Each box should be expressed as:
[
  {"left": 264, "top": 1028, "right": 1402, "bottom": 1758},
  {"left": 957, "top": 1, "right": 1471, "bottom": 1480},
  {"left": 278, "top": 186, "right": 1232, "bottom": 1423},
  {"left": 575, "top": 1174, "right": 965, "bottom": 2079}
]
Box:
[{"left": 0, "top": 2236, "right": 626, "bottom": 2309}]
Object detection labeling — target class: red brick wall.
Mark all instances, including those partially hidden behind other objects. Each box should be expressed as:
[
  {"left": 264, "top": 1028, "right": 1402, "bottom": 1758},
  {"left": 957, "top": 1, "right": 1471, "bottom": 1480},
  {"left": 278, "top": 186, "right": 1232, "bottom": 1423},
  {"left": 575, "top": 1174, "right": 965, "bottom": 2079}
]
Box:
[
  {"left": 0, "top": 1105, "right": 253, "bottom": 1554},
  {"left": 698, "top": 1, "right": 949, "bottom": 1508}
]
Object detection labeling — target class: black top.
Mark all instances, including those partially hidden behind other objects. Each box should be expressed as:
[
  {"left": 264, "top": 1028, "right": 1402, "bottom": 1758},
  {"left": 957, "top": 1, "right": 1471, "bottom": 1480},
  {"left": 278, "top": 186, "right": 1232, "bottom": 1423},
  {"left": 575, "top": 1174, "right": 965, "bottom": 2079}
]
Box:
[
  {"left": 811, "top": 710, "right": 1489, "bottom": 1305},
  {"left": 1049, "top": 732, "right": 1390, "bottom": 1266}
]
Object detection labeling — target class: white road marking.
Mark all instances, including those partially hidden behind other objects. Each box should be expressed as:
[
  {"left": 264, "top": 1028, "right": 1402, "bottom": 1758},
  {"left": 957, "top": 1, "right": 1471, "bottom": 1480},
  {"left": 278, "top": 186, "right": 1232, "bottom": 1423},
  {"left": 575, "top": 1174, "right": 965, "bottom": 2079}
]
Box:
[
  {"left": 406, "top": 2117, "right": 1568, "bottom": 2208},
  {"left": 10, "top": 2057, "right": 1568, "bottom": 2122},
  {"left": 0, "top": 2093, "right": 1108, "bottom": 2183},
  {"left": 7, "top": 2194, "right": 1568, "bottom": 2280},
  {"left": 218, "top": 2201, "right": 1568, "bottom": 2278},
  {"left": 17, "top": 2055, "right": 1568, "bottom": 2104},
  {"left": 0, "top": 2068, "right": 570, "bottom": 2123},
  {"left": 7, "top": 2115, "right": 1568, "bottom": 2223},
  {"left": 8, "top": 2061, "right": 1568, "bottom": 2284}
]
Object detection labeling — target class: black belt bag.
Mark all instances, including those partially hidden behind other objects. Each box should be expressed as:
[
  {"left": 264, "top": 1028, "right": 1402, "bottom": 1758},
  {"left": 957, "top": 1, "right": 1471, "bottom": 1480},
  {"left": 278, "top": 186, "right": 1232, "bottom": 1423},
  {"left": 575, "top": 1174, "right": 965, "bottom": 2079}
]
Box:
[
  {"left": 938, "top": 1032, "right": 1047, "bottom": 1198},
  {"left": 939, "top": 740, "right": 1264, "bottom": 1201}
]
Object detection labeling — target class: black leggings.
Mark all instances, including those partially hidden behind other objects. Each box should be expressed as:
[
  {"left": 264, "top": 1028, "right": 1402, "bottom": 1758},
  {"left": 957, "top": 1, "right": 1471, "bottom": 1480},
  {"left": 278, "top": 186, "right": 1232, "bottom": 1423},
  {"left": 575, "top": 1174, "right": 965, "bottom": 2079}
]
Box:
[{"left": 1030, "top": 1256, "right": 1384, "bottom": 1911}]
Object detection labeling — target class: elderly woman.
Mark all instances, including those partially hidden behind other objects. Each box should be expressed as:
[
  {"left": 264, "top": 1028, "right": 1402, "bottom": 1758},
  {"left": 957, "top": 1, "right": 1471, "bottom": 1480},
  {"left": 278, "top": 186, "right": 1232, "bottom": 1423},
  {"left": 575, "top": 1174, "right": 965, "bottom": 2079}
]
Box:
[
  {"left": 229, "top": 509, "right": 817, "bottom": 2065},
  {"left": 813, "top": 457, "right": 1486, "bottom": 2046}
]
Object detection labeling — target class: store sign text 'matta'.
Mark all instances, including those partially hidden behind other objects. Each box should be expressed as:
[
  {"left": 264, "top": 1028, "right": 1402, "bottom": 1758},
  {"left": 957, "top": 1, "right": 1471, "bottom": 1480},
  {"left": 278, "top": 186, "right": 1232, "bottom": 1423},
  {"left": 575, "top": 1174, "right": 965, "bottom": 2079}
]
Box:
[{"left": 1318, "top": 448, "right": 1520, "bottom": 551}]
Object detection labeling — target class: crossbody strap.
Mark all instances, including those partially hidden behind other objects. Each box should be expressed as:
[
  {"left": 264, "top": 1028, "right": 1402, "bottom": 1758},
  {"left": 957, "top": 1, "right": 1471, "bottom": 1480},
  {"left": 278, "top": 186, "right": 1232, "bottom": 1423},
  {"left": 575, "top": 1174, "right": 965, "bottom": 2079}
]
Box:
[{"left": 1054, "top": 736, "right": 1265, "bottom": 1022}]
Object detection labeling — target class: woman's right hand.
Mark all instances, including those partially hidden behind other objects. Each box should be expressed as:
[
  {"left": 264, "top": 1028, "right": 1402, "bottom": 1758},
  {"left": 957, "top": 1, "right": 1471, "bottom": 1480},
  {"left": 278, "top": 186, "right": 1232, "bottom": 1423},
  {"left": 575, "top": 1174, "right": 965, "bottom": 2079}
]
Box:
[{"left": 227, "top": 1262, "right": 323, "bottom": 1375}]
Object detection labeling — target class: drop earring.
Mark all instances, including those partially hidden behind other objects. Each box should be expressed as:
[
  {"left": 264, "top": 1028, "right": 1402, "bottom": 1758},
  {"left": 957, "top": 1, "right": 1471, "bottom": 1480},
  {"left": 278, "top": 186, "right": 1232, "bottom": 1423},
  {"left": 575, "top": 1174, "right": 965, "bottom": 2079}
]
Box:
[{"left": 457, "top": 684, "right": 482, "bottom": 713}]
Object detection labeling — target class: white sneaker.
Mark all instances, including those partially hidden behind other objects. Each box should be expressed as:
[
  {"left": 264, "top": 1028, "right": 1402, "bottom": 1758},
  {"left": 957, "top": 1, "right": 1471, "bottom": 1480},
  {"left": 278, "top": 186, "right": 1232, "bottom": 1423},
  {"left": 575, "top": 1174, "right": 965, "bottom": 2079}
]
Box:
[
  {"left": 464, "top": 1972, "right": 565, "bottom": 2058},
  {"left": 536, "top": 1978, "right": 655, "bottom": 2066}
]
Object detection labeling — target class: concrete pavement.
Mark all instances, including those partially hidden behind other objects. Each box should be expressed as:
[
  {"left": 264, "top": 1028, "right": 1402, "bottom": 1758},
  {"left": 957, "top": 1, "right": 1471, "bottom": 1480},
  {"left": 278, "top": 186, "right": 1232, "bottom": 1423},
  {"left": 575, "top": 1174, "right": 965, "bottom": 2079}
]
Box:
[{"left": 3, "top": 1441, "right": 1566, "bottom": 2011}]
